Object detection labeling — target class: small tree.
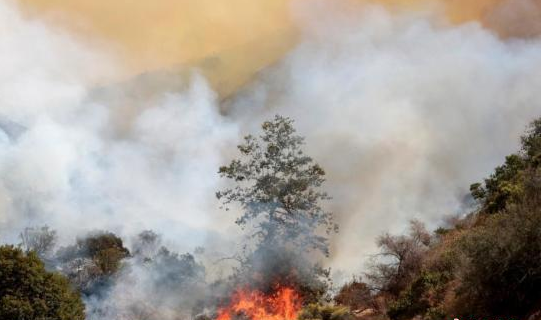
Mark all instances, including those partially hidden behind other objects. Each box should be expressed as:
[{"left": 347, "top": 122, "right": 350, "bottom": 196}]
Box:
[
  {"left": 83, "top": 231, "right": 130, "bottom": 275},
  {"left": 57, "top": 231, "right": 130, "bottom": 293},
  {"left": 217, "top": 115, "right": 337, "bottom": 256},
  {"left": 132, "top": 230, "right": 162, "bottom": 262},
  {"left": 19, "top": 225, "right": 57, "bottom": 258},
  {"left": 0, "top": 245, "right": 85, "bottom": 320},
  {"left": 334, "top": 279, "right": 375, "bottom": 312},
  {"left": 366, "top": 220, "right": 431, "bottom": 296}
]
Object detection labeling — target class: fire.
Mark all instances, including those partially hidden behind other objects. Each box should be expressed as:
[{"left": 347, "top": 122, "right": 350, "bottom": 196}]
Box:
[{"left": 216, "top": 286, "right": 302, "bottom": 320}]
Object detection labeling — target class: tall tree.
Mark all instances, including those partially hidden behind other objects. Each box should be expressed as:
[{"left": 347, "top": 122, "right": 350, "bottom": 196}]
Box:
[
  {"left": 217, "top": 115, "right": 337, "bottom": 257},
  {"left": 217, "top": 116, "right": 337, "bottom": 302}
]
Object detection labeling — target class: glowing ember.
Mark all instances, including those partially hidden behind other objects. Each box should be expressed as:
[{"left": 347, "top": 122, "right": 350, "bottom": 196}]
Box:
[{"left": 216, "top": 286, "right": 302, "bottom": 320}]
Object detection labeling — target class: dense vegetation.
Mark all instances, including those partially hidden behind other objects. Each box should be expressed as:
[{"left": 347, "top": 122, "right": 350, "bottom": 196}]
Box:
[
  {"left": 2, "top": 115, "right": 541, "bottom": 320},
  {"left": 331, "top": 117, "right": 541, "bottom": 319},
  {"left": 0, "top": 245, "right": 85, "bottom": 320},
  {"left": 56, "top": 231, "right": 130, "bottom": 294}
]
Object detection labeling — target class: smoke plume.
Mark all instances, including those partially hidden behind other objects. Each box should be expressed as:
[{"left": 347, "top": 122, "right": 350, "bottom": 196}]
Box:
[
  {"left": 227, "top": 0, "right": 541, "bottom": 273},
  {"left": 1, "top": 0, "right": 541, "bottom": 317},
  {"left": 14, "top": 0, "right": 541, "bottom": 97}
]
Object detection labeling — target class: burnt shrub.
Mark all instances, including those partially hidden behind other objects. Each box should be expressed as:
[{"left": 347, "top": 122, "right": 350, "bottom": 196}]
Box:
[{"left": 334, "top": 279, "right": 374, "bottom": 312}]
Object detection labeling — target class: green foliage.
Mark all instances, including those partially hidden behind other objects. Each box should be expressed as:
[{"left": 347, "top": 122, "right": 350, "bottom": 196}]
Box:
[
  {"left": 455, "top": 117, "right": 541, "bottom": 316},
  {"left": 387, "top": 271, "right": 449, "bottom": 320},
  {"left": 471, "top": 118, "right": 541, "bottom": 213},
  {"left": 521, "top": 118, "right": 541, "bottom": 164},
  {"left": 57, "top": 231, "right": 130, "bottom": 293},
  {"left": 82, "top": 232, "right": 130, "bottom": 275},
  {"left": 384, "top": 117, "right": 541, "bottom": 319},
  {"left": 457, "top": 182, "right": 541, "bottom": 317},
  {"left": 298, "top": 303, "right": 353, "bottom": 320},
  {"left": 217, "top": 115, "right": 337, "bottom": 303},
  {"left": 470, "top": 154, "right": 525, "bottom": 213},
  {"left": 217, "top": 115, "right": 337, "bottom": 256},
  {"left": 0, "top": 245, "right": 85, "bottom": 320}
]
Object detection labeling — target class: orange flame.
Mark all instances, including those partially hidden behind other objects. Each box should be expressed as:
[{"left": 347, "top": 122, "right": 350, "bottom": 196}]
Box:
[{"left": 216, "top": 286, "right": 302, "bottom": 320}]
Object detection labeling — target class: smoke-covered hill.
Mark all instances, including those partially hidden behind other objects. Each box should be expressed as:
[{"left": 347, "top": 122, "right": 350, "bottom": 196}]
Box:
[{"left": 1, "top": 0, "right": 541, "bottom": 319}]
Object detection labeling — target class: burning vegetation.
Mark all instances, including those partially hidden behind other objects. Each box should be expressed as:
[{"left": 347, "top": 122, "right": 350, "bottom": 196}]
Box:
[
  {"left": 216, "top": 286, "right": 301, "bottom": 320},
  {"left": 216, "top": 115, "right": 336, "bottom": 303},
  {"left": 3, "top": 115, "right": 541, "bottom": 320}
]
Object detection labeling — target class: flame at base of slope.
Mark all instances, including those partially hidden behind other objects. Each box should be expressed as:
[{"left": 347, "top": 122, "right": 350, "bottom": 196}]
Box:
[{"left": 216, "top": 286, "right": 302, "bottom": 320}]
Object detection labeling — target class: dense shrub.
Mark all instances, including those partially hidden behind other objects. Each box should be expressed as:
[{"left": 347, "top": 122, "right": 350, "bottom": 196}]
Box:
[
  {"left": 334, "top": 279, "right": 374, "bottom": 311},
  {"left": 381, "top": 117, "right": 541, "bottom": 319},
  {"left": 387, "top": 271, "right": 449, "bottom": 320},
  {"left": 57, "top": 231, "right": 130, "bottom": 293},
  {"left": 457, "top": 181, "right": 541, "bottom": 317},
  {"left": 454, "top": 118, "right": 541, "bottom": 316},
  {"left": 0, "top": 245, "right": 85, "bottom": 320},
  {"left": 471, "top": 118, "right": 541, "bottom": 213}
]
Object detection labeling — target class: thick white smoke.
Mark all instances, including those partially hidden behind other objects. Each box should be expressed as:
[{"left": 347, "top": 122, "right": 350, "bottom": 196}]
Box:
[
  {"left": 0, "top": 0, "right": 239, "bottom": 254},
  {"left": 1, "top": 0, "right": 541, "bottom": 315},
  {"left": 228, "top": 0, "right": 541, "bottom": 275}
]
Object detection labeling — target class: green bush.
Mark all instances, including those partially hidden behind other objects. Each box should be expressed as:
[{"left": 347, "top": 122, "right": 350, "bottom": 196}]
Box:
[
  {"left": 57, "top": 231, "right": 130, "bottom": 293},
  {"left": 457, "top": 186, "right": 541, "bottom": 317},
  {"left": 0, "top": 245, "right": 85, "bottom": 320},
  {"left": 83, "top": 231, "right": 130, "bottom": 275},
  {"left": 387, "top": 271, "right": 450, "bottom": 320},
  {"left": 375, "top": 117, "right": 541, "bottom": 319},
  {"left": 471, "top": 118, "right": 541, "bottom": 214}
]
